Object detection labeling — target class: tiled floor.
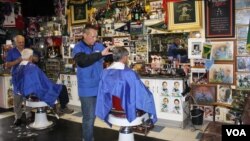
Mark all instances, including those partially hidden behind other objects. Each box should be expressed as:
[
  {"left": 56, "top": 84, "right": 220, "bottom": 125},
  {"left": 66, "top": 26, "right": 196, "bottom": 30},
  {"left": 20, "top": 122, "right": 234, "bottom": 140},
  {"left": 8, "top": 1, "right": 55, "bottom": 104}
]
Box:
[{"left": 0, "top": 109, "right": 209, "bottom": 141}]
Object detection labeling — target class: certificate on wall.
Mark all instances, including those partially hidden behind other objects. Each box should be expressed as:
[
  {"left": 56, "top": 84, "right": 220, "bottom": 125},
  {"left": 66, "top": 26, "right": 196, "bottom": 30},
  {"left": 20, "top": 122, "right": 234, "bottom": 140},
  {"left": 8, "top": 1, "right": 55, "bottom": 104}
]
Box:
[{"left": 205, "top": 0, "right": 235, "bottom": 38}]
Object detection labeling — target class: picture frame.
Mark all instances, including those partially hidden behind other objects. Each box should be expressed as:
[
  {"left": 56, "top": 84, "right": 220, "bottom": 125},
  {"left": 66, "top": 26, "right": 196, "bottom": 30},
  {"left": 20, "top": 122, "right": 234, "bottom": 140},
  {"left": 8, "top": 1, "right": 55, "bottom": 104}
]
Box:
[
  {"left": 168, "top": 1, "right": 202, "bottom": 30},
  {"left": 217, "top": 85, "right": 233, "bottom": 104},
  {"left": 209, "top": 63, "right": 234, "bottom": 85},
  {"left": 235, "top": 0, "right": 250, "bottom": 9},
  {"left": 191, "top": 85, "right": 216, "bottom": 105},
  {"left": 236, "top": 25, "right": 249, "bottom": 39},
  {"left": 70, "top": 4, "right": 88, "bottom": 24},
  {"left": 190, "top": 68, "right": 208, "bottom": 84},
  {"left": 237, "top": 40, "right": 248, "bottom": 56},
  {"left": 235, "top": 9, "right": 250, "bottom": 25},
  {"left": 210, "top": 40, "right": 235, "bottom": 61},
  {"left": 188, "top": 38, "right": 205, "bottom": 59},
  {"left": 236, "top": 72, "right": 250, "bottom": 90},
  {"left": 237, "top": 56, "right": 250, "bottom": 72},
  {"left": 205, "top": 0, "right": 235, "bottom": 38}
]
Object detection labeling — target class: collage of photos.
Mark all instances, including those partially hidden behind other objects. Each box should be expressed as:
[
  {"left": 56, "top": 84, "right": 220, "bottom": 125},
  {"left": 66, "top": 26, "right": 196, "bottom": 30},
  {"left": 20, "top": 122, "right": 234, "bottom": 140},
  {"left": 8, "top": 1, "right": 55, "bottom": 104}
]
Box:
[
  {"left": 159, "top": 80, "right": 183, "bottom": 115},
  {"left": 141, "top": 79, "right": 184, "bottom": 116}
]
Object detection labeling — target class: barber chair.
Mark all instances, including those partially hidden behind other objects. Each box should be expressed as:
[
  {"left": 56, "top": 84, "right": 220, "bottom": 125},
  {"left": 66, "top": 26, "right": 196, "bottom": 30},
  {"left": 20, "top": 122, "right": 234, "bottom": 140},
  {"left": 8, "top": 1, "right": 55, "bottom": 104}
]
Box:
[
  {"left": 108, "top": 96, "right": 148, "bottom": 141},
  {"left": 25, "top": 95, "right": 54, "bottom": 130}
]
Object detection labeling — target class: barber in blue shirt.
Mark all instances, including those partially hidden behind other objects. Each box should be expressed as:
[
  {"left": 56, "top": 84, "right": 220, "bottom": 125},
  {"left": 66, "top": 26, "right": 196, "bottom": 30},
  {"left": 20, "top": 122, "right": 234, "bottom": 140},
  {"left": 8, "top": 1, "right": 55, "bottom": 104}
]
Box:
[
  {"left": 5, "top": 35, "right": 32, "bottom": 126},
  {"left": 72, "top": 24, "right": 112, "bottom": 141}
]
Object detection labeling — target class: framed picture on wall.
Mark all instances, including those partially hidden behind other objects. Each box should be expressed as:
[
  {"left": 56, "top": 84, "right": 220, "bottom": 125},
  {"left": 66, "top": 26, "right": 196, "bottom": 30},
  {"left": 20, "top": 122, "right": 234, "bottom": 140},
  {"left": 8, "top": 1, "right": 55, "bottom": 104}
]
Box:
[
  {"left": 217, "top": 85, "right": 233, "bottom": 104},
  {"left": 205, "top": 0, "right": 235, "bottom": 38},
  {"left": 237, "top": 56, "right": 250, "bottom": 72},
  {"left": 191, "top": 85, "right": 216, "bottom": 105},
  {"left": 70, "top": 4, "right": 88, "bottom": 24},
  {"left": 236, "top": 25, "right": 249, "bottom": 39},
  {"left": 210, "top": 40, "right": 235, "bottom": 61},
  {"left": 236, "top": 73, "right": 250, "bottom": 90},
  {"left": 188, "top": 38, "right": 205, "bottom": 59},
  {"left": 209, "top": 63, "right": 234, "bottom": 85},
  {"left": 237, "top": 40, "right": 248, "bottom": 56},
  {"left": 168, "top": 1, "right": 202, "bottom": 30}
]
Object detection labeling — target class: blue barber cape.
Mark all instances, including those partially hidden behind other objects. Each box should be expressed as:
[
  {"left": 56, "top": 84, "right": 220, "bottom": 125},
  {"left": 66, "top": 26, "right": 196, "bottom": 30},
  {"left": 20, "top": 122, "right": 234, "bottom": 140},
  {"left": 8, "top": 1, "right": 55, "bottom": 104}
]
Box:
[
  {"left": 95, "top": 67, "right": 157, "bottom": 126},
  {"left": 12, "top": 62, "right": 62, "bottom": 107}
]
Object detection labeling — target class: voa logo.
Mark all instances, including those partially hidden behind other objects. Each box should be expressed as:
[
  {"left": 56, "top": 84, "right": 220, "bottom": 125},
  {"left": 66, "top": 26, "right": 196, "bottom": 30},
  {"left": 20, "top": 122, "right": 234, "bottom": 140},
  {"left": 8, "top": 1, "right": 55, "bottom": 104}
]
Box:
[{"left": 226, "top": 129, "right": 246, "bottom": 136}]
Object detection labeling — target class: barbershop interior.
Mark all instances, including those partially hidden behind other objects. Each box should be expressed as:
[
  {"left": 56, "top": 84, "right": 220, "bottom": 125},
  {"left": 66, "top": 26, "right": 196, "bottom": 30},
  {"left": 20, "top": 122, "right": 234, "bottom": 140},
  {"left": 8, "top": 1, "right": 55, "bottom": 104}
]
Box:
[{"left": 0, "top": 0, "right": 250, "bottom": 141}]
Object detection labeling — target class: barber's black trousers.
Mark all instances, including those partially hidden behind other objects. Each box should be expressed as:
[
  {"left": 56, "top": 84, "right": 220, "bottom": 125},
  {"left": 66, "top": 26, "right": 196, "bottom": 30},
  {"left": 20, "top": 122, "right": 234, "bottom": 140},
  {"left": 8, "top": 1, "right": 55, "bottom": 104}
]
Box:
[{"left": 58, "top": 85, "right": 70, "bottom": 109}]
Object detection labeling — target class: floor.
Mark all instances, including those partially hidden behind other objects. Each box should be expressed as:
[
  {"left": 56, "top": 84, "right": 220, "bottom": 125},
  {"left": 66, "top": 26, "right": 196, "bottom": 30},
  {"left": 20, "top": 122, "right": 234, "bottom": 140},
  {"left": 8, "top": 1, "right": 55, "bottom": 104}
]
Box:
[{"left": 0, "top": 108, "right": 209, "bottom": 141}]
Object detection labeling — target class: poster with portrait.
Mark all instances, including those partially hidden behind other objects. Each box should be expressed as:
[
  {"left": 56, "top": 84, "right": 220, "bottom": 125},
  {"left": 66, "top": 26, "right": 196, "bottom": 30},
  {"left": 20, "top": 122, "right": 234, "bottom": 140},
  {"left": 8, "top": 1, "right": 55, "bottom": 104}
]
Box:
[
  {"left": 70, "top": 4, "right": 88, "bottom": 24},
  {"left": 168, "top": 1, "right": 202, "bottom": 30}
]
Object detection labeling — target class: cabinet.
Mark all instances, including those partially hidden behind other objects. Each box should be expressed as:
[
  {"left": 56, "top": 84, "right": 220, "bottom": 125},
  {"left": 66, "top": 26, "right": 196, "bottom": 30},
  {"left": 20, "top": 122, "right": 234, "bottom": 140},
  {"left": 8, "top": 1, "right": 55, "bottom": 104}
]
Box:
[
  {"left": 0, "top": 74, "right": 13, "bottom": 109},
  {"left": 141, "top": 77, "right": 188, "bottom": 128}
]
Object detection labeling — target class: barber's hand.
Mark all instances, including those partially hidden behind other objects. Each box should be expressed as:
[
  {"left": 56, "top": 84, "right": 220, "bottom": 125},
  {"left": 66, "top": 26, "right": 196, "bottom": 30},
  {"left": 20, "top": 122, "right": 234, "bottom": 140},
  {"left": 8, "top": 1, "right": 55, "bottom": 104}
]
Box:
[{"left": 101, "top": 46, "right": 113, "bottom": 56}]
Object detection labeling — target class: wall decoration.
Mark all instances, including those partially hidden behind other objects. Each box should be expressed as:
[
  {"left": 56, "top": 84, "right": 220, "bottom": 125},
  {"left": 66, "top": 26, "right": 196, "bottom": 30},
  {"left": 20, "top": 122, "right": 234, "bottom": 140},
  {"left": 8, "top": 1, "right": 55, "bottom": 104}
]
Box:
[
  {"left": 237, "top": 56, "right": 250, "bottom": 72},
  {"left": 188, "top": 38, "right": 205, "bottom": 59},
  {"left": 237, "top": 40, "right": 248, "bottom": 56},
  {"left": 217, "top": 85, "right": 233, "bottom": 104},
  {"left": 168, "top": 1, "right": 202, "bottom": 30},
  {"left": 236, "top": 73, "right": 250, "bottom": 90},
  {"left": 191, "top": 85, "right": 216, "bottom": 105},
  {"left": 236, "top": 25, "right": 249, "bottom": 39},
  {"left": 205, "top": 0, "right": 235, "bottom": 38},
  {"left": 235, "top": 9, "right": 250, "bottom": 25},
  {"left": 209, "top": 63, "right": 234, "bottom": 85},
  {"left": 202, "top": 43, "right": 212, "bottom": 59},
  {"left": 70, "top": 4, "right": 88, "bottom": 24},
  {"left": 190, "top": 68, "right": 208, "bottom": 84},
  {"left": 235, "top": 0, "right": 250, "bottom": 9},
  {"left": 210, "top": 40, "right": 235, "bottom": 61}
]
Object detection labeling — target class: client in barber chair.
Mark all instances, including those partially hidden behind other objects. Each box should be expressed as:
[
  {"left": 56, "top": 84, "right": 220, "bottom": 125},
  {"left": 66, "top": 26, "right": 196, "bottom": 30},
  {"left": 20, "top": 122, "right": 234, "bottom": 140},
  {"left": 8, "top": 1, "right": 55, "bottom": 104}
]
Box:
[
  {"left": 95, "top": 47, "right": 157, "bottom": 126},
  {"left": 12, "top": 48, "right": 74, "bottom": 117}
]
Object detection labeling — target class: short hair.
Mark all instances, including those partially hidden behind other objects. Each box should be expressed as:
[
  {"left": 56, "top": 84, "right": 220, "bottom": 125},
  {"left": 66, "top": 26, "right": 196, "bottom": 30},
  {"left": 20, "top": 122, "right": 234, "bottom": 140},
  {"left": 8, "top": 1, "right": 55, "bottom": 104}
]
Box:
[
  {"left": 83, "top": 23, "right": 98, "bottom": 34},
  {"left": 112, "top": 47, "right": 129, "bottom": 62},
  {"left": 21, "top": 48, "right": 33, "bottom": 59},
  {"left": 14, "top": 35, "right": 25, "bottom": 43}
]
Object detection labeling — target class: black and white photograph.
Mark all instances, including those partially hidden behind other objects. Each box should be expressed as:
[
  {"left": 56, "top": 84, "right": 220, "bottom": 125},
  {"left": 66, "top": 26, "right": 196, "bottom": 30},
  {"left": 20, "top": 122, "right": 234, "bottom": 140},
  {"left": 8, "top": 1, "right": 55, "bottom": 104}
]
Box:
[
  {"left": 237, "top": 57, "right": 250, "bottom": 72},
  {"left": 236, "top": 73, "right": 250, "bottom": 90},
  {"left": 188, "top": 38, "right": 205, "bottom": 59}
]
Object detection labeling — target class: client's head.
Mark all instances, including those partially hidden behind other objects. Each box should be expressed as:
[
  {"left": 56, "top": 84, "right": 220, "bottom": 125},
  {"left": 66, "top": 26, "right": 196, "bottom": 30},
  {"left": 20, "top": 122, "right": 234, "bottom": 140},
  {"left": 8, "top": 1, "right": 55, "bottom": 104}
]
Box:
[
  {"left": 112, "top": 47, "right": 129, "bottom": 64},
  {"left": 21, "top": 48, "right": 33, "bottom": 61}
]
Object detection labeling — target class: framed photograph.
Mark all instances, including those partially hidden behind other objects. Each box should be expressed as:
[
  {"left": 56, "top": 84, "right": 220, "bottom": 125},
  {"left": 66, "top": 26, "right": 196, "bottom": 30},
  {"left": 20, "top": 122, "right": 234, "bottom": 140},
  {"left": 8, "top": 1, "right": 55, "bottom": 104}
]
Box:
[
  {"left": 188, "top": 38, "right": 205, "bottom": 59},
  {"left": 191, "top": 85, "right": 216, "bottom": 105},
  {"left": 190, "top": 68, "right": 208, "bottom": 84},
  {"left": 210, "top": 40, "right": 235, "bottom": 61},
  {"left": 205, "top": 0, "right": 235, "bottom": 38},
  {"left": 236, "top": 25, "right": 249, "bottom": 39},
  {"left": 237, "top": 40, "right": 249, "bottom": 56},
  {"left": 168, "top": 1, "right": 202, "bottom": 30},
  {"left": 217, "top": 85, "right": 233, "bottom": 104},
  {"left": 209, "top": 63, "right": 234, "bottom": 84},
  {"left": 237, "top": 57, "right": 250, "bottom": 72},
  {"left": 70, "top": 4, "right": 88, "bottom": 24},
  {"left": 235, "top": 0, "right": 250, "bottom": 9},
  {"left": 192, "top": 59, "right": 205, "bottom": 68},
  {"left": 235, "top": 9, "right": 250, "bottom": 25},
  {"left": 236, "top": 73, "right": 250, "bottom": 90}
]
